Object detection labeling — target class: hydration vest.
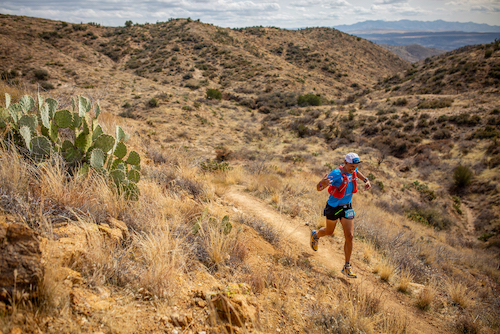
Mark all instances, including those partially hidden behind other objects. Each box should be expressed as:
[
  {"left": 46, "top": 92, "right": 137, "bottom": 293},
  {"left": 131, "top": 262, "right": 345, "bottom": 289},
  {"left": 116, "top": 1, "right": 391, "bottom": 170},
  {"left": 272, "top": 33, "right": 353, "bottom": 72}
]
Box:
[{"left": 328, "top": 166, "right": 358, "bottom": 199}]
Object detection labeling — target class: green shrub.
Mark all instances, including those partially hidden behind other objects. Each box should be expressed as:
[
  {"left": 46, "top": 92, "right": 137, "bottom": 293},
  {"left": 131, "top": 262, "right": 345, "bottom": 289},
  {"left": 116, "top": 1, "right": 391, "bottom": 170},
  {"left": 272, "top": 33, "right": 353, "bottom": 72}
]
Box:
[
  {"left": 453, "top": 165, "right": 473, "bottom": 189},
  {"left": 297, "top": 94, "right": 321, "bottom": 107},
  {"left": 148, "top": 98, "right": 159, "bottom": 108},
  {"left": 452, "top": 196, "right": 462, "bottom": 215},
  {"left": 473, "top": 125, "right": 498, "bottom": 139},
  {"left": 417, "top": 98, "right": 453, "bottom": 109},
  {"left": 34, "top": 69, "right": 49, "bottom": 80},
  {"left": 393, "top": 98, "right": 408, "bottom": 106},
  {"left": 407, "top": 205, "right": 451, "bottom": 230},
  {"left": 449, "top": 113, "right": 481, "bottom": 126},
  {"left": 432, "top": 129, "right": 451, "bottom": 140},
  {"left": 206, "top": 88, "right": 222, "bottom": 100},
  {"left": 125, "top": 20, "right": 133, "bottom": 27}
]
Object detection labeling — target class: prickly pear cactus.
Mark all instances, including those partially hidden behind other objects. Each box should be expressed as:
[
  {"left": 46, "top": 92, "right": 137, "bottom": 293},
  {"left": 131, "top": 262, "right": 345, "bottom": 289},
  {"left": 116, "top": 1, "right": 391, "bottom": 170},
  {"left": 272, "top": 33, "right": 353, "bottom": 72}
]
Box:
[{"left": 1, "top": 93, "right": 142, "bottom": 200}]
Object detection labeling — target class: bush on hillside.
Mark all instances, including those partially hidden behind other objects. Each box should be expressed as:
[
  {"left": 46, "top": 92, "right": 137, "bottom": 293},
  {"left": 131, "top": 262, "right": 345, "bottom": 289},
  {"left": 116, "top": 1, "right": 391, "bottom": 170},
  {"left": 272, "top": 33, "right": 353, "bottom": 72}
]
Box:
[
  {"left": 453, "top": 165, "right": 473, "bottom": 189},
  {"left": 1, "top": 70, "right": 17, "bottom": 80},
  {"left": 417, "top": 98, "right": 453, "bottom": 109},
  {"left": 34, "top": 69, "right": 49, "bottom": 81},
  {"left": 393, "top": 98, "right": 408, "bottom": 106},
  {"left": 297, "top": 94, "right": 321, "bottom": 107},
  {"left": 449, "top": 113, "right": 481, "bottom": 126},
  {"left": 206, "top": 88, "right": 222, "bottom": 100},
  {"left": 148, "top": 97, "right": 159, "bottom": 108}
]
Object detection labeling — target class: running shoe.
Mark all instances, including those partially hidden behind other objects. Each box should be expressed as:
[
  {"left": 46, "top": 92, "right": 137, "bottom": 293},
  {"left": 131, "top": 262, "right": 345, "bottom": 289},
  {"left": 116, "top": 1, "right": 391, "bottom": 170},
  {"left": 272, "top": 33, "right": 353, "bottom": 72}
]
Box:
[
  {"left": 342, "top": 263, "right": 357, "bottom": 278},
  {"left": 310, "top": 230, "right": 319, "bottom": 251}
]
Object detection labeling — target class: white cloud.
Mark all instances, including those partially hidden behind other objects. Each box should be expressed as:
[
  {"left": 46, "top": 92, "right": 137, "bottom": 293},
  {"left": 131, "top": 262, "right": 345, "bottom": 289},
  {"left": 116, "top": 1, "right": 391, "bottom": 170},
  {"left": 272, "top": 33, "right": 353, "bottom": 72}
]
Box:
[
  {"left": 1, "top": 0, "right": 499, "bottom": 28},
  {"left": 374, "top": 0, "right": 406, "bottom": 4},
  {"left": 471, "top": 5, "right": 500, "bottom": 12}
]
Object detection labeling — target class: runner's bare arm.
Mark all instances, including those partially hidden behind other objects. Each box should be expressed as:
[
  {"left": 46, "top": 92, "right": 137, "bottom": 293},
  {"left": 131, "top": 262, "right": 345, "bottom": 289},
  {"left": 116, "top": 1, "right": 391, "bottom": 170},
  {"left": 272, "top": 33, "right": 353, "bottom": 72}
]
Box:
[{"left": 357, "top": 171, "right": 372, "bottom": 190}]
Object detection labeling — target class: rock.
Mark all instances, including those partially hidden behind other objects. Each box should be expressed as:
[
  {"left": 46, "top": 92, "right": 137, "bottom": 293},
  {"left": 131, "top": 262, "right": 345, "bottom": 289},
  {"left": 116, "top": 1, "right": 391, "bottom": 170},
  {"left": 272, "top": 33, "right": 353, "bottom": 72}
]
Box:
[
  {"left": 97, "top": 225, "right": 124, "bottom": 243},
  {"left": 170, "top": 312, "right": 192, "bottom": 328},
  {"left": 210, "top": 292, "right": 259, "bottom": 328},
  {"left": 196, "top": 299, "right": 207, "bottom": 308},
  {"left": 106, "top": 217, "right": 129, "bottom": 239},
  {"left": 70, "top": 287, "right": 115, "bottom": 315},
  {"left": 0, "top": 220, "right": 43, "bottom": 302}
]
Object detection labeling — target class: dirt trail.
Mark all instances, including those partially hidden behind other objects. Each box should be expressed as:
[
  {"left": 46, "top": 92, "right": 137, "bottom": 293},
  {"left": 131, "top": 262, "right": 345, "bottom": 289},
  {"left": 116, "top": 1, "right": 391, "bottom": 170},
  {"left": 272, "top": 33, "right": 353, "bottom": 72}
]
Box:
[{"left": 226, "top": 187, "right": 448, "bottom": 334}]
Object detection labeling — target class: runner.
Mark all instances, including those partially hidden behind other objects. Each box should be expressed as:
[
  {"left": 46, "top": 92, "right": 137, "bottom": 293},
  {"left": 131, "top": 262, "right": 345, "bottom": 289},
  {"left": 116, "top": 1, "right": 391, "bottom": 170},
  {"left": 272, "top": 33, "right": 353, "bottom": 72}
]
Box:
[{"left": 311, "top": 152, "right": 372, "bottom": 278}]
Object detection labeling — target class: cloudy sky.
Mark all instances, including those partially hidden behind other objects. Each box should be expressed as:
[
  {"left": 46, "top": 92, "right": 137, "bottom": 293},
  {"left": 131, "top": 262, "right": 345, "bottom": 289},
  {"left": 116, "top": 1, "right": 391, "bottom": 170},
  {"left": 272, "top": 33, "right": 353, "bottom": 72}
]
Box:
[{"left": 1, "top": 0, "right": 499, "bottom": 28}]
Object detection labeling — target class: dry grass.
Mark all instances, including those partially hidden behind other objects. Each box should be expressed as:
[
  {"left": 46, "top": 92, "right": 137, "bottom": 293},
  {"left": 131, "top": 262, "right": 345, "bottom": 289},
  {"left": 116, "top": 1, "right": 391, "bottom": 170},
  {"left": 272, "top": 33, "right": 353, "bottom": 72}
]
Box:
[
  {"left": 36, "top": 156, "right": 128, "bottom": 222},
  {"left": 133, "top": 227, "right": 185, "bottom": 302},
  {"left": 0, "top": 81, "right": 27, "bottom": 106},
  {"left": 362, "top": 241, "right": 376, "bottom": 264},
  {"left": 0, "top": 146, "right": 30, "bottom": 196},
  {"left": 397, "top": 269, "right": 414, "bottom": 294},
  {"left": 70, "top": 216, "right": 129, "bottom": 287},
  {"left": 382, "top": 313, "right": 409, "bottom": 334},
  {"left": 195, "top": 212, "right": 247, "bottom": 270},
  {"left": 374, "top": 258, "right": 396, "bottom": 283},
  {"left": 447, "top": 280, "right": 474, "bottom": 309},
  {"left": 312, "top": 285, "right": 383, "bottom": 334},
  {"left": 416, "top": 285, "right": 436, "bottom": 311}
]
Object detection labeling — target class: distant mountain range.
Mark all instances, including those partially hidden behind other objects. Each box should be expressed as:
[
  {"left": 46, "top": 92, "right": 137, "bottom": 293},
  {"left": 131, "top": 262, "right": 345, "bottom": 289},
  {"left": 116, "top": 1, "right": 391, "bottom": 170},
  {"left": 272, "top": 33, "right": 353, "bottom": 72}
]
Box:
[
  {"left": 334, "top": 20, "right": 500, "bottom": 33},
  {"left": 332, "top": 20, "right": 500, "bottom": 52}
]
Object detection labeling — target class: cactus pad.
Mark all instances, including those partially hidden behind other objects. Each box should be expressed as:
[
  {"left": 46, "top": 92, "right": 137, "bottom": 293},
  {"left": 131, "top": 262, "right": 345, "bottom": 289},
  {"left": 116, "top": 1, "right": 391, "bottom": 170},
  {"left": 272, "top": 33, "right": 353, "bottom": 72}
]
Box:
[
  {"left": 92, "top": 124, "right": 103, "bottom": 141},
  {"left": 62, "top": 140, "right": 82, "bottom": 163},
  {"left": 78, "top": 96, "right": 89, "bottom": 117},
  {"left": 113, "top": 142, "right": 127, "bottom": 159},
  {"left": 116, "top": 126, "right": 129, "bottom": 142},
  {"left": 110, "top": 169, "right": 126, "bottom": 186},
  {"left": 126, "top": 150, "right": 141, "bottom": 166},
  {"left": 8, "top": 103, "right": 21, "bottom": 123},
  {"left": 93, "top": 134, "right": 115, "bottom": 153},
  {"left": 75, "top": 132, "right": 92, "bottom": 153},
  {"left": 48, "top": 121, "right": 59, "bottom": 143},
  {"left": 5, "top": 93, "right": 11, "bottom": 109},
  {"left": 95, "top": 102, "right": 101, "bottom": 118},
  {"left": 46, "top": 98, "right": 58, "bottom": 118},
  {"left": 31, "top": 136, "right": 52, "bottom": 161},
  {"left": 19, "top": 95, "right": 35, "bottom": 114},
  {"left": 128, "top": 169, "right": 140, "bottom": 183},
  {"left": 20, "top": 126, "right": 32, "bottom": 149},
  {"left": 54, "top": 109, "right": 73, "bottom": 128},
  {"left": 19, "top": 114, "right": 38, "bottom": 132},
  {"left": 40, "top": 103, "right": 50, "bottom": 128},
  {"left": 72, "top": 112, "right": 82, "bottom": 128},
  {"left": 221, "top": 215, "right": 232, "bottom": 235},
  {"left": 90, "top": 148, "right": 106, "bottom": 169}
]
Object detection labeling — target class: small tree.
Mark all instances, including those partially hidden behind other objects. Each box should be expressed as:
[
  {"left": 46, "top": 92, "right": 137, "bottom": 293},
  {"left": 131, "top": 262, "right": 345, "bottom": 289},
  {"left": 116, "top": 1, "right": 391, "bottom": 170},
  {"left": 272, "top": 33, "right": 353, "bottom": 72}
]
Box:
[
  {"left": 125, "top": 20, "right": 133, "bottom": 27},
  {"left": 453, "top": 164, "right": 473, "bottom": 189},
  {"left": 297, "top": 94, "right": 321, "bottom": 107},
  {"left": 206, "top": 88, "right": 222, "bottom": 100}
]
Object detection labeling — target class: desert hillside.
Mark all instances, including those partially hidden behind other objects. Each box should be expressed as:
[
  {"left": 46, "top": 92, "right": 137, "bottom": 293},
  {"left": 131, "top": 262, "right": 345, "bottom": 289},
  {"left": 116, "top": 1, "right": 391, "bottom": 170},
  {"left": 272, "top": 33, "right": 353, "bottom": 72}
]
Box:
[
  {"left": 0, "top": 13, "right": 499, "bottom": 334},
  {"left": 379, "top": 44, "right": 446, "bottom": 63}
]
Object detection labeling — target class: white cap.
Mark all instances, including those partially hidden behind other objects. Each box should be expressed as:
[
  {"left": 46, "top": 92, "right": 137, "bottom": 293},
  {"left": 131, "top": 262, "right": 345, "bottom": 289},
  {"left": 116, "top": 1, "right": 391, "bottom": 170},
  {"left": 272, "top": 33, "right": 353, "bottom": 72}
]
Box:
[{"left": 345, "top": 152, "right": 362, "bottom": 164}]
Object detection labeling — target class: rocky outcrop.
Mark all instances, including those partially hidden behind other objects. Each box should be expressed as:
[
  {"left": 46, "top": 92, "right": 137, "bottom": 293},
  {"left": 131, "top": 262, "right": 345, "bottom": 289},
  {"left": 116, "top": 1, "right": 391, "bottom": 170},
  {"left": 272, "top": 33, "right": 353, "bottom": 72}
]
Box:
[{"left": 0, "top": 220, "right": 43, "bottom": 302}]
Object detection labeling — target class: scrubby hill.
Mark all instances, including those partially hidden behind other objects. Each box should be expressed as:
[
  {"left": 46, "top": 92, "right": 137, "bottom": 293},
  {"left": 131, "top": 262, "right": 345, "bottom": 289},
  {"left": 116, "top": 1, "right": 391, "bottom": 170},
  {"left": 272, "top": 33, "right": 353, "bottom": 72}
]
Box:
[
  {"left": 0, "top": 13, "right": 499, "bottom": 334},
  {"left": 379, "top": 44, "right": 446, "bottom": 63}
]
